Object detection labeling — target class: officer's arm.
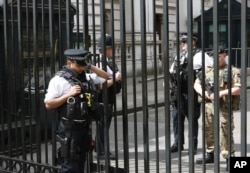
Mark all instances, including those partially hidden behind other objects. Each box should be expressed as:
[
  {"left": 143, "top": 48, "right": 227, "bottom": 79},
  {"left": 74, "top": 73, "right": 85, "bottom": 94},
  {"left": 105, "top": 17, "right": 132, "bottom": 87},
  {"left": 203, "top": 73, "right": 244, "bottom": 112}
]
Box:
[
  {"left": 219, "top": 68, "right": 241, "bottom": 97},
  {"left": 99, "top": 78, "right": 114, "bottom": 90},
  {"left": 88, "top": 64, "right": 109, "bottom": 79},
  {"left": 45, "top": 85, "right": 81, "bottom": 110},
  {"left": 194, "top": 79, "right": 210, "bottom": 99},
  {"left": 194, "top": 79, "right": 202, "bottom": 96},
  {"left": 218, "top": 86, "right": 241, "bottom": 98}
]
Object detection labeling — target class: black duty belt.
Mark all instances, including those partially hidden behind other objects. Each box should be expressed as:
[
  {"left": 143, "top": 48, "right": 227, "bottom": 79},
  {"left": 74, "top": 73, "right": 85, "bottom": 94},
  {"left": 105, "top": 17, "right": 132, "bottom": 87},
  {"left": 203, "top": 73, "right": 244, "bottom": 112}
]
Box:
[{"left": 60, "top": 117, "right": 88, "bottom": 130}]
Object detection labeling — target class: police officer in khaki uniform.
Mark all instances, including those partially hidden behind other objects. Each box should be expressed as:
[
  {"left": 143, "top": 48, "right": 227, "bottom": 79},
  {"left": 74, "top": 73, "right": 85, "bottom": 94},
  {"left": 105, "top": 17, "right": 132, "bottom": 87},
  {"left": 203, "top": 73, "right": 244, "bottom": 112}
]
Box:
[
  {"left": 44, "top": 49, "right": 109, "bottom": 173},
  {"left": 194, "top": 47, "right": 241, "bottom": 171}
]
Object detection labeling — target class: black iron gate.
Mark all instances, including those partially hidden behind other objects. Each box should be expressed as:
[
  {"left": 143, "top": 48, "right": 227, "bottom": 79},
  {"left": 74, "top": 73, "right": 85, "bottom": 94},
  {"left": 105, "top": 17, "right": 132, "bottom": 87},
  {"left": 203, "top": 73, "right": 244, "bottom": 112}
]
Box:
[{"left": 0, "top": 0, "right": 249, "bottom": 173}]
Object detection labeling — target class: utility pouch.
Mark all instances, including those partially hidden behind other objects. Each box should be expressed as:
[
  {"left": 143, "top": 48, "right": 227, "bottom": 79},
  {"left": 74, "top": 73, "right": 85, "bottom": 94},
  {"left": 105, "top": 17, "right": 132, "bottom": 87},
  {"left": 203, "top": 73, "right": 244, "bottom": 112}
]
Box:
[
  {"left": 80, "top": 101, "right": 89, "bottom": 119},
  {"left": 67, "top": 97, "right": 76, "bottom": 119}
]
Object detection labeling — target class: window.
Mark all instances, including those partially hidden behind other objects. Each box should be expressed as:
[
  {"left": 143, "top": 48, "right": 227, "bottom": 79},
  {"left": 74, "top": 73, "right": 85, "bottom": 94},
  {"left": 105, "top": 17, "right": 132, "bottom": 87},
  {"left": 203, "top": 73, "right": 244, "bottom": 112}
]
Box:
[{"left": 208, "top": 23, "right": 227, "bottom": 48}]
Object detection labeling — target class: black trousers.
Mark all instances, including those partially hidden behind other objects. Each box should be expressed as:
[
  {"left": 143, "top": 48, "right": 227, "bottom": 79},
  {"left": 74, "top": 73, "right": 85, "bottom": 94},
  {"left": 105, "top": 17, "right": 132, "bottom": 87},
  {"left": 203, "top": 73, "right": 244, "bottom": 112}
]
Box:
[
  {"left": 95, "top": 104, "right": 113, "bottom": 155},
  {"left": 58, "top": 120, "right": 90, "bottom": 173},
  {"left": 172, "top": 91, "right": 201, "bottom": 147}
]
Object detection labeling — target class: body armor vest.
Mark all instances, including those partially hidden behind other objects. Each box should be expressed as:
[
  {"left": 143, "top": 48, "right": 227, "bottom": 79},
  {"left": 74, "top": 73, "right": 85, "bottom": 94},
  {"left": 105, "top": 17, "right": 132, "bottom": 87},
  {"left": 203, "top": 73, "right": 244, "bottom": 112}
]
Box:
[
  {"left": 56, "top": 66, "right": 91, "bottom": 121},
  {"left": 172, "top": 48, "right": 201, "bottom": 93}
]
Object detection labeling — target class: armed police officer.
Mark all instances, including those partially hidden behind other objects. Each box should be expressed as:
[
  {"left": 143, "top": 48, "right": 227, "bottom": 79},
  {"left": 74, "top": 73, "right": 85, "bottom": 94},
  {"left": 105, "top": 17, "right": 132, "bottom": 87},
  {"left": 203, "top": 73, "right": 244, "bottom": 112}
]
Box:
[
  {"left": 194, "top": 47, "right": 241, "bottom": 171},
  {"left": 169, "top": 33, "right": 213, "bottom": 154},
  {"left": 95, "top": 34, "right": 121, "bottom": 160},
  {"left": 44, "top": 49, "right": 108, "bottom": 173}
]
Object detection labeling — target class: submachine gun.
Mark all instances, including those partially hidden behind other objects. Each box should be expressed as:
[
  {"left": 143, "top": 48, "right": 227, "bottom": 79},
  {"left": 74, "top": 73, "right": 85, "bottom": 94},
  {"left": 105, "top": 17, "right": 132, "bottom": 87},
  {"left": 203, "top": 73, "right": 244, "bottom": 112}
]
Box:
[
  {"left": 205, "top": 79, "right": 214, "bottom": 96},
  {"left": 170, "top": 51, "right": 188, "bottom": 103}
]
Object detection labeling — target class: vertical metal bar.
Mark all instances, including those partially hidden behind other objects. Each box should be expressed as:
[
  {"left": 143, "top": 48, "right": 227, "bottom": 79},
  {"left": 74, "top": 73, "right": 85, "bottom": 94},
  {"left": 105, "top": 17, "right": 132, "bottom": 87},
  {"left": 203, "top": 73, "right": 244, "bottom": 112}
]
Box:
[
  {"left": 99, "top": 1, "right": 110, "bottom": 172},
  {"left": 152, "top": 1, "right": 159, "bottom": 172},
  {"left": 0, "top": 0, "right": 4, "bottom": 153},
  {"left": 119, "top": 0, "right": 129, "bottom": 172},
  {"left": 162, "top": 0, "right": 171, "bottom": 172},
  {"left": 110, "top": 0, "right": 120, "bottom": 171},
  {"left": 57, "top": 0, "right": 63, "bottom": 67},
  {"left": 3, "top": 0, "right": 12, "bottom": 159},
  {"left": 227, "top": 2, "right": 233, "bottom": 172},
  {"left": 32, "top": 0, "right": 42, "bottom": 165},
  {"left": 187, "top": 0, "right": 195, "bottom": 172},
  {"left": 17, "top": 0, "right": 26, "bottom": 162},
  {"left": 75, "top": 0, "right": 80, "bottom": 48},
  {"left": 240, "top": 0, "right": 247, "bottom": 157},
  {"left": 213, "top": 0, "right": 220, "bottom": 172},
  {"left": 48, "top": 0, "right": 56, "bottom": 165},
  {"left": 140, "top": 0, "right": 149, "bottom": 172},
  {"left": 65, "top": 0, "right": 71, "bottom": 48},
  {"left": 175, "top": 0, "right": 182, "bottom": 171},
  {"left": 200, "top": 0, "right": 207, "bottom": 172},
  {"left": 25, "top": 0, "right": 34, "bottom": 160},
  {"left": 10, "top": 0, "right": 19, "bottom": 160},
  {"left": 41, "top": 0, "right": 48, "bottom": 164},
  {"left": 83, "top": 0, "right": 90, "bottom": 50},
  {"left": 130, "top": 0, "right": 139, "bottom": 172},
  {"left": 91, "top": 0, "right": 96, "bottom": 57}
]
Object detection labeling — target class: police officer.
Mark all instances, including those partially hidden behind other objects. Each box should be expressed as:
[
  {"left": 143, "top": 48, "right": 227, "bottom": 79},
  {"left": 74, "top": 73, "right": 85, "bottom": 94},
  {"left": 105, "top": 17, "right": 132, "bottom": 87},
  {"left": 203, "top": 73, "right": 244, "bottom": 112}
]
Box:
[
  {"left": 194, "top": 47, "right": 241, "bottom": 171},
  {"left": 44, "top": 49, "right": 108, "bottom": 173},
  {"left": 95, "top": 34, "right": 121, "bottom": 160},
  {"left": 169, "top": 33, "right": 213, "bottom": 154}
]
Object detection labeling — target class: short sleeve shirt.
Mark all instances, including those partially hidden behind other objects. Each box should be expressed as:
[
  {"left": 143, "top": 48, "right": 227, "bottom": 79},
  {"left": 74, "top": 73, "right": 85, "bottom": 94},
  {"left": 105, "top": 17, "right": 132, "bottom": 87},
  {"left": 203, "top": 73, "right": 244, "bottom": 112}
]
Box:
[{"left": 44, "top": 72, "right": 106, "bottom": 103}]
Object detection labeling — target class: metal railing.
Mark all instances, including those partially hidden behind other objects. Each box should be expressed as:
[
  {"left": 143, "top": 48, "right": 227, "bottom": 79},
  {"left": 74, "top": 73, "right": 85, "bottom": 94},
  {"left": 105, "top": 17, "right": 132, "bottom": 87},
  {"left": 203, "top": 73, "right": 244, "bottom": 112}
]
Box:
[{"left": 0, "top": 0, "right": 249, "bottom": 173}]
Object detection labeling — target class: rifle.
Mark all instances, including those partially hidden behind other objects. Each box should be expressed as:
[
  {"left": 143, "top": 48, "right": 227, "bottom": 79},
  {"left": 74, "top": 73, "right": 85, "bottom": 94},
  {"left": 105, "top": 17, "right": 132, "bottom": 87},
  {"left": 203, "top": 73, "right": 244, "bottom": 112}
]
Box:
[
  {"left": 203, "top": 79, "right": 214, "bottom": 103},
  {"left": 205, "top": 79, "right": 214, "bottom": 96}
]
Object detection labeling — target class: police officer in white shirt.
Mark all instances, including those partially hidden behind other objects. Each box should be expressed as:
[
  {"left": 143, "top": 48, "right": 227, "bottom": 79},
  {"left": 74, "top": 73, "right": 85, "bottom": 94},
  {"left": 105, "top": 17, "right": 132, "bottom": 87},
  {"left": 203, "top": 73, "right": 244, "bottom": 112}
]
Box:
[
  {"left": 169, "top": 33, "right": 213, "bottom": 154},
  {"left": 44, "top": 49, "right": 108, "bottom": 173}
]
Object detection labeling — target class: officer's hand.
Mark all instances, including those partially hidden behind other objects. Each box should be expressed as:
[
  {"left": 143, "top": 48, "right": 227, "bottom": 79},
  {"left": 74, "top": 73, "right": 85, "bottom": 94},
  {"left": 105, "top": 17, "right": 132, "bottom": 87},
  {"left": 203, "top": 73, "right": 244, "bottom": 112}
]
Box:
[
  {"left": 115, "top": 72, "right": 122, "bottom": 81},
  {"left": 209, "top": 93, "right": 214, "bottom": 100},
  {"left": 204, "top": 91, "right": 210, "bottom": 98},
  {"left": 69, "top": 85, "right": 82, "bottom": 96}
]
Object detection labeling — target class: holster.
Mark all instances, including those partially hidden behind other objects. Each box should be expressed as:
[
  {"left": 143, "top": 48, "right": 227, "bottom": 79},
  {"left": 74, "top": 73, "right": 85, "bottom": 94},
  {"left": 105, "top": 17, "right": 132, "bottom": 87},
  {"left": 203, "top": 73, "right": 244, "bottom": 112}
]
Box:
[{"left": 56, "top": 135, "right": 69, "bottom": 159}]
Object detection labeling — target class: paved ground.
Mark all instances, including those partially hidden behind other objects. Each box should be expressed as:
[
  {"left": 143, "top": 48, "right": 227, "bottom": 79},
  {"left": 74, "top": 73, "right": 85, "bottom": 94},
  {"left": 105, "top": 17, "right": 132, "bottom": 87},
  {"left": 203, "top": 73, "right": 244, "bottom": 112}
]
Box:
[
  {"left": 30, "top": 73, "right": 249, "bottom": 173},
  {"left": 90, "top": 75, "right": 250, "bottom": 173}
]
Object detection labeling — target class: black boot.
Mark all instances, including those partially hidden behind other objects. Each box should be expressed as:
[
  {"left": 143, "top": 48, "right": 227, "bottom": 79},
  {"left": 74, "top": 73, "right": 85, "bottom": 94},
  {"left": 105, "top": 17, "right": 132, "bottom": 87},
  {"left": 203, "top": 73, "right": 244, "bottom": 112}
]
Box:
[
  {"left": 170, "top": 144, "right": 184, "bottom": 153},
  {"left": 196, "top": 153, "right": 214, "bottom": 164},
  {"left": 194, "top": 140, "right": 198, "bottom": 155}
]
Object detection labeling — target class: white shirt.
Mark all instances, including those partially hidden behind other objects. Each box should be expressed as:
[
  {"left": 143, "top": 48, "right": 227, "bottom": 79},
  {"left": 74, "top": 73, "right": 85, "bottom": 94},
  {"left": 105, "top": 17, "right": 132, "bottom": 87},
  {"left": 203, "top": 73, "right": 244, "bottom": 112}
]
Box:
[
  {"left": 170, "top": 51, "right": 213, "bottom": 73},
  {"left": 44, "top": 73, "right": 105, "bottom": 103},
  {"left": 193, "top": 51, "right": 213, "bottom": 70}
]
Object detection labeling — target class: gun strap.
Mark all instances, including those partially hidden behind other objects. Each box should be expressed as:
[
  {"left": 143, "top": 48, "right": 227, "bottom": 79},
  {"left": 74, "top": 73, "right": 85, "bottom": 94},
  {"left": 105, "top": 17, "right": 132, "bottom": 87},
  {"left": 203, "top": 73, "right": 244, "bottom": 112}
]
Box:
[
  {"left": 56, "top": 66, "right": 78, "bottom": 86},
  {"left": 56, "top": 65, "right": 87, "bottom": 86}
]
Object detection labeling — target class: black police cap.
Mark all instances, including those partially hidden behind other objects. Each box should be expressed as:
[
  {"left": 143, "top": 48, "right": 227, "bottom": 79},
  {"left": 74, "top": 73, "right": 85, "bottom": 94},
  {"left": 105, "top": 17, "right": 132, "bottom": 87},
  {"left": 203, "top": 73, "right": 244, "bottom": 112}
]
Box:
[
  {"left": 207, "top": 46, "right": 227, "bottom": 57},
  {"left": 97, "top": 34, "right": 113, "bottom": 50},
  {"left": 64, "top": 49, "right": 90, "bottom": 66},
  {"left": 180, "top": 33, "right": 198, "bottom": 42}
]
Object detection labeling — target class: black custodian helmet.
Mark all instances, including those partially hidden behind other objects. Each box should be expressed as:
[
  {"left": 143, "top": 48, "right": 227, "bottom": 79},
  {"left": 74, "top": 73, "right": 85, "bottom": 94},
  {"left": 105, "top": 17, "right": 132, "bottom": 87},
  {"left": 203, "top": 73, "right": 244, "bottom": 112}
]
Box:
[{"left": 97, "top": 34, "right": 113, "bottom": 50}]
